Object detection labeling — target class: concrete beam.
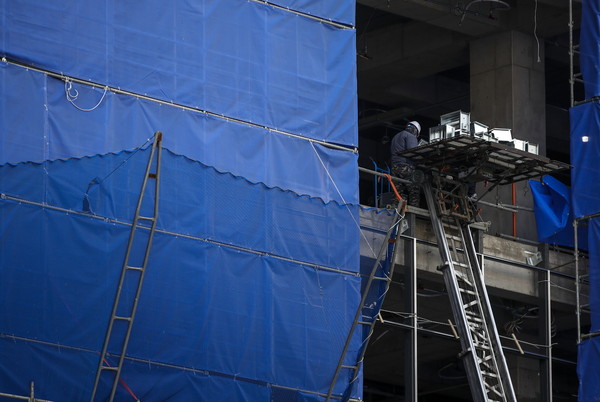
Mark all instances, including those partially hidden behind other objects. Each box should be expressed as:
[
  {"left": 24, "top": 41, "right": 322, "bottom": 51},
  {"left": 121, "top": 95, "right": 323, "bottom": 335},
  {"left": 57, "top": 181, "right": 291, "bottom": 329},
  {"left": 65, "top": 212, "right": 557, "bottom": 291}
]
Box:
[
  {"left": 358, "top": 0, "right": 575, "bottom": 38},
  {"left": 358, "top": 0, "right": 507, "bottom": 37},
  {"left": 357, "top": 21, "right": 469, "bottom": 105},
  {"left": 357, "top": 21, "right": 469, "bottom": 74},
  {"left": 360, "top": 209, "right": 579, "bottom": 309}
]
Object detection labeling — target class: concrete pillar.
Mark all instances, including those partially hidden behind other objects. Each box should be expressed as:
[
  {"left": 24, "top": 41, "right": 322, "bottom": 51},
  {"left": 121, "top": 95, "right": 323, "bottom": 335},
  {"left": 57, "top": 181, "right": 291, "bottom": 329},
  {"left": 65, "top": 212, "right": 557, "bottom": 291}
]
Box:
[{"left": 470, "top": 30, "right": 545, "bottom": 240}]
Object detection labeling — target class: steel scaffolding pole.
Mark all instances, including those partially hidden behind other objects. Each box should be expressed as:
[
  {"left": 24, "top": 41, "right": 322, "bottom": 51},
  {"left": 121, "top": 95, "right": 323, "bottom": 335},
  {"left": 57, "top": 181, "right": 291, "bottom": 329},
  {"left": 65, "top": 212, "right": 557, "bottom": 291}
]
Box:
[{"left": 403, "top": 213, "right": 418, "bottom": 401}]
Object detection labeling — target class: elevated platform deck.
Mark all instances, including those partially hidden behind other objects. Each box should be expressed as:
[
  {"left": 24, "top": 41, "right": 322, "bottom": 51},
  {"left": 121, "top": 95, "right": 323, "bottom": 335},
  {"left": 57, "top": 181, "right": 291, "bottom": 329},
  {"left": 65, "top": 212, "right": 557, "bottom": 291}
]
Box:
[{"left": 399, "top": 136, "right": 571, "bottom": 185}]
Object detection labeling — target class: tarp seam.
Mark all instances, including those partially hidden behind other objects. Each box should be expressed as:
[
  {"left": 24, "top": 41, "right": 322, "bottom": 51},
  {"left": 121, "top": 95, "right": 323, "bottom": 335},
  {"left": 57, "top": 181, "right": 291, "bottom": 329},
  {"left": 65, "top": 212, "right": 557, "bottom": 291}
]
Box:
[{"left": 0, "top": 58, "right": 357, "bottom": 154}]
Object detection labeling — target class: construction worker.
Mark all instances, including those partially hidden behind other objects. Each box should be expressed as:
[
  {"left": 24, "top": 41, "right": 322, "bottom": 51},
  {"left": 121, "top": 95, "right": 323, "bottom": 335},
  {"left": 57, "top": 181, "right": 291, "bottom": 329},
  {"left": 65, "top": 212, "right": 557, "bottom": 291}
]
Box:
[{"left": 390, "top": 121, "right": 421, "bottom": 207}]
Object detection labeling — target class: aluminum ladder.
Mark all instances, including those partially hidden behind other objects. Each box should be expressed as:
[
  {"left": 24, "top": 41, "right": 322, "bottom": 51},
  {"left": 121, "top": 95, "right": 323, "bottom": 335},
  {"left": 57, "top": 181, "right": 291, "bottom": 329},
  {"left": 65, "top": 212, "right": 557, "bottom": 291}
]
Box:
[
  {"left": 325, "top": 205, "right": 405, "bottom": 402},
  {"left": 90, "top": 132, "right": 163, "bottom": 402},
  {"left": 422, "top": 177, "right": 516, "bottom": 402}
]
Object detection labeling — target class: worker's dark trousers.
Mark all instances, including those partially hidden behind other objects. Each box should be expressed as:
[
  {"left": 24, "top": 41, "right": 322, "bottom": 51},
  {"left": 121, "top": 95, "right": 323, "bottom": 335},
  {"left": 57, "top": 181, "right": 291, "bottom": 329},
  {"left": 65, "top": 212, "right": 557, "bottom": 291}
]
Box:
[{"left": 391, "top": 164, "right": 420, "bottom": 207}]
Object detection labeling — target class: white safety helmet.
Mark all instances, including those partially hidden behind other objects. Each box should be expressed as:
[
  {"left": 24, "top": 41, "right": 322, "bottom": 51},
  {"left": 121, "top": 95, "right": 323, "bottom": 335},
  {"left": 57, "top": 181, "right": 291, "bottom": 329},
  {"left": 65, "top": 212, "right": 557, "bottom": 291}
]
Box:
[{"left": 407, "top": 121, "right": 421, "bottom": 135}]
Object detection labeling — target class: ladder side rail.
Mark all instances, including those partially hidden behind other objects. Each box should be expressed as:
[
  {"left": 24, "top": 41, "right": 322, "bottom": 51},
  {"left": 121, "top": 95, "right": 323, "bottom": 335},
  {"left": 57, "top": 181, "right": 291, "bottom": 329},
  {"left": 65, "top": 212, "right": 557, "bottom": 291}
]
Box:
[
  {"left": 422, "top": 180, "right": 488, "bottom": 402},
  {"left": 108, "top": 132, "right": 163, "bottom": 401},
  {"left": 91, "top": 132, "right": 162, "bottom": 402},
  {"left": 325, "top": 211, "right": 403, "bottom": 402},
  {"left": 340, "top": 213, "right": 406, "bottom": 401},
  {"left": 451, "top": 218, "right": 504, "bottom": 399},
  {"left": 461, "top": 223, "right": 517, "bottom": 402}
]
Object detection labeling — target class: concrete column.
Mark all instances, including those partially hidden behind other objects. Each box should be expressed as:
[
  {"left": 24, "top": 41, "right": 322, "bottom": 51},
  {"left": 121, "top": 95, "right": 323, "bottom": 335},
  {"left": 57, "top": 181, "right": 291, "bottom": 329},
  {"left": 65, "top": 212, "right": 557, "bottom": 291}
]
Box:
[{"left": 470, "top": 30, "right": 545, "bottom": 240}]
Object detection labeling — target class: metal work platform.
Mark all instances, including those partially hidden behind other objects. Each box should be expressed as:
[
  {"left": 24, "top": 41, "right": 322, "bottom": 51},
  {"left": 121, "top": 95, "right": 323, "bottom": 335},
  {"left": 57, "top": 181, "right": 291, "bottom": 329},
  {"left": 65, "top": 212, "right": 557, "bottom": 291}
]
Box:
[
  {"left": 394, "top": 135, "right": 572, "bottom": 401},
  {"left": 399, "top": 136, "right": 570, "bottom": 185}
]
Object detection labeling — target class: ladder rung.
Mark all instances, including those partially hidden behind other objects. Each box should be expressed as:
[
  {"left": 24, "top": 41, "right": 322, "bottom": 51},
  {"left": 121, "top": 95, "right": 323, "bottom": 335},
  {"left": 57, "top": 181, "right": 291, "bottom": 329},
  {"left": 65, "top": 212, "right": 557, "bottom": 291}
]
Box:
[
  {"left": 446, "top": 234, "right": 462, "bottom": 242},
  {"left": 341, "top": 365, "right": 358, "bottom": 370},
  {"left": 486, "top": 384, "right": 504, "bottom": 397},
  {"left": 453, "top": 261, "right": 469, "bottom": 268},
  {"left": 101, "top": 366, "right": 119, "bottom": 372},
  {"left": 465, "top": 314, "right": 483, "bottom": 323},
  {"left": 126, "top": 265, "right": 143, "bottom": 272},
  {"left": 358, "top": 320, "right": 374, "bottom": 326},
  {"left": 460, "top": 288, "right": 477, "bottom": 296},
  {"left": 474, "top": 343, "right": 491, "bottom": 352},
  {"left": 114, "top": 315, "right": 132, "bottom": 322},
  {"left": 454, "top": 271, "right": 473, "bottom": 286},
  {"left": 138, "top": 216, "right": 155, "bottom": 222},
  {"left": 464, "top": 300, "right": 479, "bottom": 309},
  {"left": 469, "top": 326, "right": 486, "bottom": 336}
]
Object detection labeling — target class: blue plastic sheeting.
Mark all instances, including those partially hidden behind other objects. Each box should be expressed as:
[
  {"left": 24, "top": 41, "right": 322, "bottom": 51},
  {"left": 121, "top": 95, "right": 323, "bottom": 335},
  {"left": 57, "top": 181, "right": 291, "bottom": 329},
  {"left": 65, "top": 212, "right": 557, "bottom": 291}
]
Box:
[
  {"left": 572, "top": 100, "right": 600, "bottom": 401},
  {"left": 0, "top": 148, "right": 359, "bottom": 272},
  {"left": 529, "top": 176, "right": 588, "bottom": 249},
  {"left": 0, "top": 198, "right": 362, "bottom": 400},
  {"left": 580, "top": 0, "right": 600, "bottom": 99},
  {"left": 0, "top": 337, "right": 276, "bottom": 402},
  {"left": 571, "top": 101, "right": 600, "bottom": 218},
  {"left": 0, "top": 0, "right": 362, "bottom": 399},
  {"left": 0, "top": 62, "right": 358, "bottom": 205},
  {"left": 578, "top": 337, "right": 600, "bottom": 401},
  {"left": 268, "top": 0, "right": 354, "bottom": 25},
  {"left": 0, "top": 335, "right": 338, "bottom": 401},
  {"left": 0, "top": 0, "right": 357, "bottom": 146}
]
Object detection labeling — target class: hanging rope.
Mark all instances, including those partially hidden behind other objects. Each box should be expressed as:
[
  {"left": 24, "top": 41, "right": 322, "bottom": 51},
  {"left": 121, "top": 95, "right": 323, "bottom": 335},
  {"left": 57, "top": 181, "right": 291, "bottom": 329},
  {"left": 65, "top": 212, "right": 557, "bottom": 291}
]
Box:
[{"left": 65, "top": 78, "right": 108, "bottom": 112}]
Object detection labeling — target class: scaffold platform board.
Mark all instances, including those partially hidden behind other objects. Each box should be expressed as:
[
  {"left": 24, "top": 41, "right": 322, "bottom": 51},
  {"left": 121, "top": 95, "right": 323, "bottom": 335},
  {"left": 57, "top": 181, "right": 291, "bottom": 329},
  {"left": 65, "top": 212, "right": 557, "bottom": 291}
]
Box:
[{"left": 399, "top": 136, "right": 571, "bottom": 185}]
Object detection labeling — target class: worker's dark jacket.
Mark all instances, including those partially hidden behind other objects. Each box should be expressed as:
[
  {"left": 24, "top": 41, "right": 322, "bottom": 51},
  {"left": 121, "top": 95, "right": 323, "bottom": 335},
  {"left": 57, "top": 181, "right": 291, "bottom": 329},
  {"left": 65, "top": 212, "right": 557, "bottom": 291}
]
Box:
[{"left": 391, "top": 129, "right": 418, "bottom": 166}]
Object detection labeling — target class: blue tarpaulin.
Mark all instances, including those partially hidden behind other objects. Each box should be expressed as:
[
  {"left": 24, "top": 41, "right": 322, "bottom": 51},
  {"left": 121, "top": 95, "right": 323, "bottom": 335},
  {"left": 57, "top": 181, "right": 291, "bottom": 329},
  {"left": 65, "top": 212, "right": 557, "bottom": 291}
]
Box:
[
  {"left": 0, "top": 0, "right": 357, "bottom": 147},
  {"left": 0, "top": 57, "right": 358, "bottom": 206},
  {"left": 580, "top": 0, "right": 600, "bottom": 99},
  {"left": 0, "top": 1, "right": 362, "bottom": 401},
  {"left": 571, "top": 101, "right": 600, "bottom": 218},
  {"left": 571, "top": 102, "right": 600, "bottom": 401},
  {"left": 571, "top": 11, "right": 600, "bottom": 395},
  {"left": 571, "top": 101, "right": 600, "bottom": 336},
  {"left": 589, "top": 219, "right": 600, "bottom": 334},
  {"left": 529, "top": 175, "right": 588, "bottom": 249},
  {"left": 578, "top": 337, "right": 600, "bottom": 401},
  {"left": 0, "top": 147, "right": 364, "bottom": 401}
]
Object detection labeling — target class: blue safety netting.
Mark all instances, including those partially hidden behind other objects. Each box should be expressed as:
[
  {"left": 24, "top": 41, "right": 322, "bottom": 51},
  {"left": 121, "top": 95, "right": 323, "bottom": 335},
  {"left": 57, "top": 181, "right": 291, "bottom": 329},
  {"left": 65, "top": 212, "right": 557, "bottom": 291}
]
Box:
[
  {"left": 0, "top": 0, "right": 362, "bottom": 400},
  {"left": 0, "top": 0, "right": 357, "bottom": 147}
]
